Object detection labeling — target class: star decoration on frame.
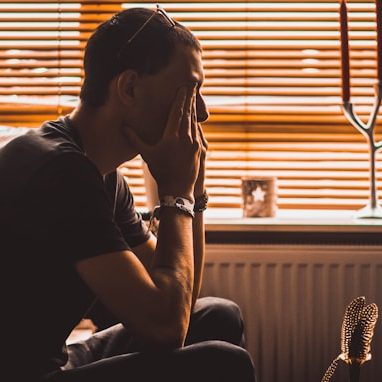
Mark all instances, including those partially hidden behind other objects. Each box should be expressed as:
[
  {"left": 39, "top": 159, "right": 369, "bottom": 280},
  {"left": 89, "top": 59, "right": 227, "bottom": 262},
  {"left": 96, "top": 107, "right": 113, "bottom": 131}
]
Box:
[{"left": 252, "top": 185, "right": 265, "bottom": 202}]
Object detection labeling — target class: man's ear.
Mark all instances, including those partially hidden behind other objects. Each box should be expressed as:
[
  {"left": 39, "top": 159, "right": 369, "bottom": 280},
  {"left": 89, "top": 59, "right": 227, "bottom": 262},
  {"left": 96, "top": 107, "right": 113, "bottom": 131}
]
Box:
[{"left": 116, "top": 69, "right": 138, "bottom": 105}]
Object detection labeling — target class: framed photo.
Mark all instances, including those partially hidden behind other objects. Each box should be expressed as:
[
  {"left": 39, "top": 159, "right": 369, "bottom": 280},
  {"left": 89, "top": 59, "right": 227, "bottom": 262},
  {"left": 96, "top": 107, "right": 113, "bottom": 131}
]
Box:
[{"left": 241, "top": 177, "right": 278, "bottom": 217}]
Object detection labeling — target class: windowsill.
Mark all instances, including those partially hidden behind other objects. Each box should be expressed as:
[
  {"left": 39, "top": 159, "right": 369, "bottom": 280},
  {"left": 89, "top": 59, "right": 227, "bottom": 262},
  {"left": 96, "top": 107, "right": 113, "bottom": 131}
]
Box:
[
  {"left": 205, "top": 208, "right": 382, "bottom": 232},
  {"left": 204, "top": 209, "right": 382, "bottom": 245}
]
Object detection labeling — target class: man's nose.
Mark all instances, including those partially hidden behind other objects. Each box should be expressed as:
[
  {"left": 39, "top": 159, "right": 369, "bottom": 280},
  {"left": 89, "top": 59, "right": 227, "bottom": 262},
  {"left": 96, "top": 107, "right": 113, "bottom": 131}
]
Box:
[{"left": 196, "top": 93, "right": 209, "bottom": 123}]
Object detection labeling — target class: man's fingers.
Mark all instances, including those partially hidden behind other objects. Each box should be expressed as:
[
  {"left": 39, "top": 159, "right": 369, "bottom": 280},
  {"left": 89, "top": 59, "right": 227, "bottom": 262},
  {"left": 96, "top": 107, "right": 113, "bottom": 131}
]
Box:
[
  {"left": 179, "top": 85, "right": 196, "bottom": 142},
  {"left": 191, "top": 96, "right": 198, "bottom": 143},
  {"left": 198, "top": 123, "right": 208, "bottom": 150},
  {"left": 163, "top": 86, "right": 188, "bottom": 138}
]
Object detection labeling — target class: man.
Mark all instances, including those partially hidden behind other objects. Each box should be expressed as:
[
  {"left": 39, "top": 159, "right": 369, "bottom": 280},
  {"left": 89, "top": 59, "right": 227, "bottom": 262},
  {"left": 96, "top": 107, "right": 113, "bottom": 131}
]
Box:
[{"left": 0, "top": 6, "right": 255, "bottom": 382}]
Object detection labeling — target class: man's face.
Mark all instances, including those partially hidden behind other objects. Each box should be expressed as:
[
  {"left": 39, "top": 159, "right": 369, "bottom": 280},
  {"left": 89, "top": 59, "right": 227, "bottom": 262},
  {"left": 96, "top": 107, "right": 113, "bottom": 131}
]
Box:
[{"left": 129, "top": 44, "right": 209, "bottom": 145}]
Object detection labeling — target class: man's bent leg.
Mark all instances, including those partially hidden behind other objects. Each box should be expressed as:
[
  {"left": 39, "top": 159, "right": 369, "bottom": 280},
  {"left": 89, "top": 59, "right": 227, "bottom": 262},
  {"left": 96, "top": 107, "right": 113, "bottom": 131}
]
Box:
[
  {"left": 63, "top": 297, "right": 248, "bottom": 372},
  {"left": 186, "top": 296, "right": 245, "bottom": 347},
  {"left": 85, "top": 296, "right": 246, "bottom": 348},
  {"left": 64, "top": 308, "right": 246, "bottom": 366},
  {"left": 46, "top": 340, "right": 255, "bottom": 382},
  {"left": 63, "top": 324, "right": 136, "bottom": 369}
]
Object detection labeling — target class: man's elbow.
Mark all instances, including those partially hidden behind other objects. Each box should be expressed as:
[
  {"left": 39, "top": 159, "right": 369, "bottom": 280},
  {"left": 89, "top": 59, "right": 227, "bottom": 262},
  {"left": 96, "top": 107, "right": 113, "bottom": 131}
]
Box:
[{"left": 133, "top": 321, "right": 188, "bottom": 351}]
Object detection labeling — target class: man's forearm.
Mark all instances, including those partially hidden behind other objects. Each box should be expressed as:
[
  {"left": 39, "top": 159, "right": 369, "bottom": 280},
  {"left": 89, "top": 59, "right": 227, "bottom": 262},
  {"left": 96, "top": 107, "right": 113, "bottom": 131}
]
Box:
[
  {"left": 150, "top": 207, "right": 195, "bottom": 345},
  {"left": 148, "top": 209, "right": 204, "bottom": 309},
  {"left": 144, "top": 209, "right": 204, "bottom": 310},
  {"left": 191, "top": 211, "right": 205, "bottom": 308}
]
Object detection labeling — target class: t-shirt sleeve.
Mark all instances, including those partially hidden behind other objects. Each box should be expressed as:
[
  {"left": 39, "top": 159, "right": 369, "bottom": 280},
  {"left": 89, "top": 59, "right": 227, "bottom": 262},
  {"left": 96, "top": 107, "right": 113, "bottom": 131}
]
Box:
[
  {"left": 110, "top": 170, "right": 151, "bottom": 248},
  {"left": 23, "top": 153, "right": 129, "bottom": 263}
]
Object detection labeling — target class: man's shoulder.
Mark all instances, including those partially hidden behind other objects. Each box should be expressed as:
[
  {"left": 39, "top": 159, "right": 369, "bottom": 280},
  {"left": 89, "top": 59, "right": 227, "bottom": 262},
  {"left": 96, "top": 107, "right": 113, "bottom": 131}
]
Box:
[
  {"left": 0, "top": 119, "right": 92, "bottom": 200},
  {"left": 0, "top": 118, "right": 84, "bottom": 170}
]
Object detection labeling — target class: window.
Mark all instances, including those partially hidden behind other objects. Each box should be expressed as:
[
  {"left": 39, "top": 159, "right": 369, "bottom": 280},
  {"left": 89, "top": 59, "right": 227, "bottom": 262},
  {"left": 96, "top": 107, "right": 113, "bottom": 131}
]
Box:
[
  {"left": 1, "top": 1, "right": 381, "bottom": 213},
  {"left": 0, "top": 1, "right": 82, "bottom": 124}
]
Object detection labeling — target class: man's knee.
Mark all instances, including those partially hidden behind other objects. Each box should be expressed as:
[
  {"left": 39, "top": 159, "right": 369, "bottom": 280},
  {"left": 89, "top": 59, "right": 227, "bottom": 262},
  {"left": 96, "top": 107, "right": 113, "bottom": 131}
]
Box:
[
  {"left": 205, "top": 297, "right": 243, "bottom": 325},
  {"left": 192, "top": 340, "right": 255, "bottom": 382},
  {"left": 191, "top": 297, "right": 245, "bottom": 346}
]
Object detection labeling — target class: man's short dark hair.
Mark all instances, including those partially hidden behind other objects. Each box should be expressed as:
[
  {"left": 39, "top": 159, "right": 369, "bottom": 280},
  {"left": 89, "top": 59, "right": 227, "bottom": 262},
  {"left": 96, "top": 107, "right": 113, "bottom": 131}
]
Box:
[{"left": 80, "top": 8, "right": 202, "bottom": 107}]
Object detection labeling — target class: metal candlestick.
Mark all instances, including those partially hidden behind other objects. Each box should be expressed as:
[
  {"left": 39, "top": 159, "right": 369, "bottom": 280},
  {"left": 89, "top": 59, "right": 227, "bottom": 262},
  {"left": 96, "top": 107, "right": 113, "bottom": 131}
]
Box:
[{"left": 342, "top": 82, "right": 382, "bottom": 218}]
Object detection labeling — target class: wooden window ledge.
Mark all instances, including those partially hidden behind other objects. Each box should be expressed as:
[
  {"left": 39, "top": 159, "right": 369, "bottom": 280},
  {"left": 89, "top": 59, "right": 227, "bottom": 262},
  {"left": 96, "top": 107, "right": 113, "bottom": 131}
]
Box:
[{"left": 204, "top": 209, "right": 382, "bottom": 245}]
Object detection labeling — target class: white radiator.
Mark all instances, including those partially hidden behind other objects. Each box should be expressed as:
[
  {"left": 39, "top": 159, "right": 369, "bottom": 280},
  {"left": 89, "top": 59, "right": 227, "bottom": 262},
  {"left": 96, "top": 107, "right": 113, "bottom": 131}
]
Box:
[{"left": 201, "top": 244, "right": 382, "bottom": 382}]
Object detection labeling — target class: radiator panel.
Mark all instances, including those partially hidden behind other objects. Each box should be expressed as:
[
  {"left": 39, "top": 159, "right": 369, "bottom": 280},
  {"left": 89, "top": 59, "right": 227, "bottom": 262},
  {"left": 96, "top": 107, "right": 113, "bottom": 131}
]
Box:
[{"left": 201, "top": 244, "right": 382, "bottom": 382}]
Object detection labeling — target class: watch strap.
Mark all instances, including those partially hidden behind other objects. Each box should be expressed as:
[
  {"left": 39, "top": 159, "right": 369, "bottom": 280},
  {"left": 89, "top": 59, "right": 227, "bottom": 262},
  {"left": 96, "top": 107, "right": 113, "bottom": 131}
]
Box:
[{"left": 159, "top": 195, "right": 195, "bottom": 218}]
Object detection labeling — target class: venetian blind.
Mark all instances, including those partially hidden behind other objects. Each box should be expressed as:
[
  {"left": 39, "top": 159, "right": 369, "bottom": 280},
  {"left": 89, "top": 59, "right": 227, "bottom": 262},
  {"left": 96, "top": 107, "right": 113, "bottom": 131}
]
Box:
[{"left": 0, "top": 1, "right": 381, "bottom": 212}]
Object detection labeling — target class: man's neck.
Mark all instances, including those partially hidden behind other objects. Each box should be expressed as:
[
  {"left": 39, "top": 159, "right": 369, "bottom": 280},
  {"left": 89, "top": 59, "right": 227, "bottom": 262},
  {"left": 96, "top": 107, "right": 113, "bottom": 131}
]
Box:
[{"left": 68, "top": 103, "right": 136, "bottom": 175}]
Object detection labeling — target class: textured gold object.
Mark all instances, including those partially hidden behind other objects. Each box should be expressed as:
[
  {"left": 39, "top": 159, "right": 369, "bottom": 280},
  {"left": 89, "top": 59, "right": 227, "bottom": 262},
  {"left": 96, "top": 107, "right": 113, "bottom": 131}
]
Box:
[
  {"left": 321, "top": 296, "right": 378, "bottom": 382},
  {"left": 340, "top": 296, "right": 378, "bottom": 365}
]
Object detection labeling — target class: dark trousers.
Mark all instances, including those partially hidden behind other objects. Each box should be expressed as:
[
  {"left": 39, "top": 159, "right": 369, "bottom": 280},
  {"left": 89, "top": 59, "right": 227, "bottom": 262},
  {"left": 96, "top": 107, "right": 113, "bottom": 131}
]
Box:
[{"left": 45, "top": 297, "right": 256, "bottom": 382}]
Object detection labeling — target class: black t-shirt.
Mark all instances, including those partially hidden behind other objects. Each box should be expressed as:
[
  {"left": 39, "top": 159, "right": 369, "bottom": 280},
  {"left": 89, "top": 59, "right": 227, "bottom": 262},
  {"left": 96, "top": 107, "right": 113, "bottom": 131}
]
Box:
[{"left": 0, "top": 117, "right": 150, "bottom": 379}]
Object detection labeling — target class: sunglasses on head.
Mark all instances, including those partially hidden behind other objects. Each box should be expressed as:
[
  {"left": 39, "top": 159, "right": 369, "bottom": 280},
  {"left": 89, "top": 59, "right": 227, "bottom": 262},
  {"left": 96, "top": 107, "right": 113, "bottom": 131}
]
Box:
[{"left": 116, "top": 4, "right": 176, "bottom": 62}]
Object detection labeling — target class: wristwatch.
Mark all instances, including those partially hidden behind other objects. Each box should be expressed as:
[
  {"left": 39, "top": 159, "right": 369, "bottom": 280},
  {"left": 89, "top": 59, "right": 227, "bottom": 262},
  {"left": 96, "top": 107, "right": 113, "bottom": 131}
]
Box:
[{"left": 159, "top": 195, "right": 195, "bottom": 218}]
